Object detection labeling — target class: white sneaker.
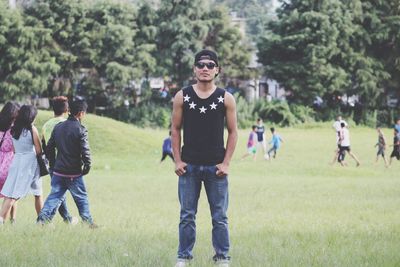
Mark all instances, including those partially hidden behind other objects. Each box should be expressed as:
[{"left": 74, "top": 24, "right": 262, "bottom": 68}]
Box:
[
  {"left": 215, "top": 259, "right": 229, "bottom": 267},
  {"left": 70, "top": 217, "right": 79, "bottom": 225},
  {"left": 174, "top": 259, "right": 189, "bottom": 267}
]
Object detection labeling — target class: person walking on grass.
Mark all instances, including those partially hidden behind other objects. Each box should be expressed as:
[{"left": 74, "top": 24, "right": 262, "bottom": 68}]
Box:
[
  {"left": 0, "top": 105, "right": 43, "bottom": 224},
  {"left": 241, "top": 125, "right": 257, "bottom": 161},
  {"left": 160, "top": 131, "right": 174, "bottom": 163},
  {"left": 266, "top": 127, "right": 284, "bottom": 160},
  {"left": 331, "top": 115, "right": 347, "bottom": 164},
  {"left": 389, "top": 128, "right": 400, "bottom": 166},
  {"left": 337, "top": 122, "right": 361, "bottom": 167},
  {"left": 37, "top": 100, "right": 96, "bottom": 228},
  {"left": 41, "top": 96, "right": 77, "bottom": 224},
  {"left": 0, "top": 102, "right": 20, "bottom": 223},
  {"left": 375, "top": 127, "right": 388, "bottom": 167},
  {"left": 171, "top": 49, "right": 238, "bottom": 267}
]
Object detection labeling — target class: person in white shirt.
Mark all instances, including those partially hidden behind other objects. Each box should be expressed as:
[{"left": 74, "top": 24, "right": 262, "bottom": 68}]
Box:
[
  {"left": 337, "top": 122, "right": 360, "bottom": 166},
  {"left": 331, "top": 115, "right": 347, "bottom": 164}
]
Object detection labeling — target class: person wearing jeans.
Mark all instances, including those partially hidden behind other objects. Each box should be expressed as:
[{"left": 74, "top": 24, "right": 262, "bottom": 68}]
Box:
[
  {"left": 171, "top": 50, "right": 238, "bottom": 267},
  {"left": 41, "top": 96, "right": 74, "bottom": 223},
  {"left": 38, "top": 174, "right": 92, "bottom": 224},
  {"left": 178, "top": 164, "right": 229, "bottom": 260},
  {"left": 37, "top": 100, "right": 95, "bottom": 227}
]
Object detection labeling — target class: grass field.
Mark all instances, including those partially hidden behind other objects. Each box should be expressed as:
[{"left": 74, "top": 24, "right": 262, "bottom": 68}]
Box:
[{"left": 0, "top": 111, "right": 399, "bottom": 267}]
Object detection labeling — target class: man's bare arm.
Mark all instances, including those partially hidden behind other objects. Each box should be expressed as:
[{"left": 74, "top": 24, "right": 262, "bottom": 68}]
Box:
[
  {"left": 171, "top": 90, "right": 187, "bottom": 176},
  {"left": 216, "top": 92, "right": 238, "bottom": 177}
]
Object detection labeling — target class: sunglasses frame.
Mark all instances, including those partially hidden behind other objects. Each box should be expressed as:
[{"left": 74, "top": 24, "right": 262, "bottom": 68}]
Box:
[{"left": 195, "top": 62, "right": 217, "bottom": 70}]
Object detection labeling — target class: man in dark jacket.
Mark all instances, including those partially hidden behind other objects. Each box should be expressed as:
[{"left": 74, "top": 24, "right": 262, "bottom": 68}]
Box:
[{"left": 37, "top": 100, "right": 95, "bottom": 227}]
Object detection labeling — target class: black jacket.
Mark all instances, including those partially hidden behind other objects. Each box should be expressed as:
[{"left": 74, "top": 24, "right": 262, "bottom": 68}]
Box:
[{"left": 46, "top": 115, "right": 91, "bottom": 175}]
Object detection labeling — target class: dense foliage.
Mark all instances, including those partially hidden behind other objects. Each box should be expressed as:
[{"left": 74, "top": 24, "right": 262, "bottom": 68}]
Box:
[
  {"left": 0, "top": 0, "right": 252, "bottom": 102},
  {"left": 258, "top": 0, "right": 400, "bottom": 124}
]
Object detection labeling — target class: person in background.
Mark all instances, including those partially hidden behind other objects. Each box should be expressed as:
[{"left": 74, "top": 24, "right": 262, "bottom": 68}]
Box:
[
  {"left": 0, "top": 105, "right": 43, "bottom": 224},
  {"left": 375, "top": 127, "right": 388, "bottom": 167},
  {"left": 267, "top": 127, "right": 284, "bottom": 159},
  {"left": 41, "top": 96, "right": 76, "bottom": 224},
  {"left": 337, "top": 122, "right": 361, "bottom": 167},
  {"left": 0, "top": 102, "right": 20, "bottom": 223},
  {"left": 241, "top": 125, "right": 257, "bottom": 161},
  {"left": 389, "top": 128, "right": 400, "bottom": 166},
  {"left": 37, "top": 100, "right": 96, "bottom": 228},
  {"left": 331, "top": 115, "right": 347, "bottom": 164},
  {"left": 160, "top": 131, "right": 174, "bottom": 163},
  {"left": 394, "top": 119, "right": 400, "bottom": 138},
  {"left": 255, "top": 118, "right": 267, "bottom": 158}
]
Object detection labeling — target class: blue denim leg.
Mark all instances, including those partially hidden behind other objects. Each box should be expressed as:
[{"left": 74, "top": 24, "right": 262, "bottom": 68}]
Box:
[
  {"left": 57, "top": 197, "right": 72, "bottom": 222},
  {"left": 203, "top": 166, "right": 230, "bottom": 260},
  {"left": 67, "top": 176, "right": 93, "bottom": 224},
  {"left": 178, "top": 164, "right": 202, "bottom": 260},
  {"left": 48, "top": 173, "right": 72, "bottom": 222},
  {"left": 37, "top": 175, "right": 68, "bottom": 223}
]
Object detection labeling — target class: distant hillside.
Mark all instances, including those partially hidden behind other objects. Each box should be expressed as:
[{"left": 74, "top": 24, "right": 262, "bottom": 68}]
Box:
[{"left": 36, "top": 111, "right": 158, "bottom": 157}]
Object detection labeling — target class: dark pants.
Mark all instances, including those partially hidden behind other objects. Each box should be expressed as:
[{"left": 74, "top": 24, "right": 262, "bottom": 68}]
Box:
[{"left": 161, "top": 151, "right": 174, "bottom": 162}]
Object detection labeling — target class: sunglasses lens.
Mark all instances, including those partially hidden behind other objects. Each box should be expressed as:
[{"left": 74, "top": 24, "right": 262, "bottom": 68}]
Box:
[
  {"left": 196, "top": 63, "right": 206, "bottom": 69},
  {"left": 196, "top": 62, "right": 217, "bottom": 69},
  {"left": 206, "top": 63, "right": 216, "bottom": 69}
]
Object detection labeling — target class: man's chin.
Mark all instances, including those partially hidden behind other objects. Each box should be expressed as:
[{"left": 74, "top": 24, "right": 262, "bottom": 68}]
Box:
[{"left": 197, "top": 78, "right": 214, "bottom": 83}]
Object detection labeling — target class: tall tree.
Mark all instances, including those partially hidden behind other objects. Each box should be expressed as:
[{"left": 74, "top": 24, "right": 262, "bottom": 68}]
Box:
[
  {"left": 155, "top": 0, "right": 209, "bottom": 86},
  {"left": 0, "top": 4, "right": 59, "bottom": 101},
  {"left": 203, "top": 5, "right": 252, "bottom": 81},
  {"left": 257, "top": 0, "right": 391, "bottom": 110}
]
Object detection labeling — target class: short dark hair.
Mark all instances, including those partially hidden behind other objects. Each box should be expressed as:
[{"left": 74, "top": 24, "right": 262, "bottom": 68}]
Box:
[
  {"left": 52, "top": 96, "right": 69, "bottom": 116},
  {"left": 70, "top": 100, "right": 88, "bottom": 116},
  {"left": 252, "top": 125, "right": 257, "bottom": 130},
  {"left": 270, "top": 127, "right": 275, "bottom": 133},
  {"left": 340, "top": 122, "right": 345, "bottom": 127},
  {"left": 257, "top": 118, "right": 262, "bottom": 122}
]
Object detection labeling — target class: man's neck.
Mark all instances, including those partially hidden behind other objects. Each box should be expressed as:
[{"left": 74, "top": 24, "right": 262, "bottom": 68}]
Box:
[{"left": 195, "top": 81, "right": 216, "bottom": 92}]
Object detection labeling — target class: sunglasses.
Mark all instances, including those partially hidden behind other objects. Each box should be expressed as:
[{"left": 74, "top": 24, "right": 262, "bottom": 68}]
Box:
[{"left": 195, "top": 62, "right": 217, "bottom": 70}]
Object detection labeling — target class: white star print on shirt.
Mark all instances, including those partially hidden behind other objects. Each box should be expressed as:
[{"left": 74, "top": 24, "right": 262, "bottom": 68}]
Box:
[
  {"left": 183, "top": 95, "right": 190, "bottom": 102},
  {"left": 210, "top": 102, "right": 217, "bottom": 110},
  {"left": 189, "top": 102, "right": 197, "bottom": 109},
  {"left": 199, "top": 106, "right": 207, "bottom": 113},
  {"left": 217, "top": 96, "right": 224, "bottom": 103}
]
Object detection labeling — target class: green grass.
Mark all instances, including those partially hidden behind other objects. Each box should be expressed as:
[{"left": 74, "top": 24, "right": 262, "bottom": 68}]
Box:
[{"left": 0, "top": 111, "right": 399, "bottom": 267}]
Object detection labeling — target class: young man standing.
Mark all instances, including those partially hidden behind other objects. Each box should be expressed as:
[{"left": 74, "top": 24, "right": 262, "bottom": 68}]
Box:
[
  {"left": 171, "top": 49, "right": 238, "bottom": 267},
  {"left": 41, "top": 96, "right": 76, "bottom": 223},
  {"left": 37, "top": 100, "right": 96, "bottom": 228}
]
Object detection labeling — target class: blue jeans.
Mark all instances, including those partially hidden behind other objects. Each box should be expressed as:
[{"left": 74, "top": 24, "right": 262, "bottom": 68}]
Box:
[
  {"left": 48, "top": 171, "right": 72, "bottom": 222},
  {"left": 178, "top": 164, "right": 230, "bottom": 260},
  {"left": 37, "top": 174, "right": 93, "bottom": 224}
]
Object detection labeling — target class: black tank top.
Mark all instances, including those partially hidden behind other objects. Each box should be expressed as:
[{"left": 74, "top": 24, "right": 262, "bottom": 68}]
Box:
[{"left": 181, "top": 86, "right": 226, "bottom": 165}]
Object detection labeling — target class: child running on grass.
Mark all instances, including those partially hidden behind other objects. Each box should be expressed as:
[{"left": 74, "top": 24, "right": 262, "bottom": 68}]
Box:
[
  {"left": 375, "top": 127, "right": 388, "bottom": 167},
  {"left": 241, "top": 125, "right": 257, "bottom": 161},
  {"left": 267, "top": 127, "right": 283, "bottom": 159}
]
